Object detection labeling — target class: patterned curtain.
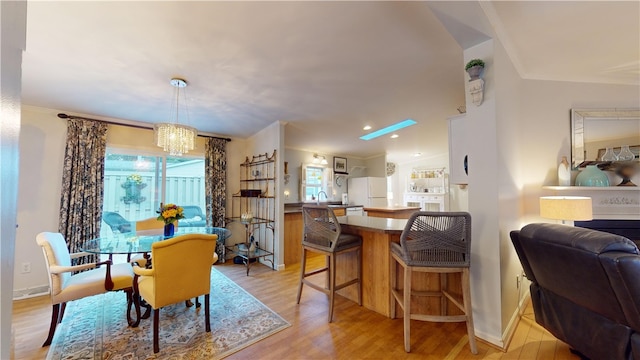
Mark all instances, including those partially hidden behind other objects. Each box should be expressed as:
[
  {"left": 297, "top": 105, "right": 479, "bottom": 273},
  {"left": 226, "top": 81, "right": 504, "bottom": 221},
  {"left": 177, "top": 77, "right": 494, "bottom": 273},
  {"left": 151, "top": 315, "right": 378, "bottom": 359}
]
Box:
[
  {"left": 58, "top": 119, "right": 108, "bottom": 264},
  {"left": 205, "top": 138, "right": 227, "bottom": 262},
  {"left": 205, "top": 138, "right": 227, "bottom": 226}
]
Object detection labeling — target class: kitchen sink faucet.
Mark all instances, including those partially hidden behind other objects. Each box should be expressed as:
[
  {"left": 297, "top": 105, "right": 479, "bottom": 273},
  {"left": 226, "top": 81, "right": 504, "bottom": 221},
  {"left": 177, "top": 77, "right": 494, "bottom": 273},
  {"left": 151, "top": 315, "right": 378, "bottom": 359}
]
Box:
[{"left": 317, "top": 191, "right": 328, "bottom": 205}]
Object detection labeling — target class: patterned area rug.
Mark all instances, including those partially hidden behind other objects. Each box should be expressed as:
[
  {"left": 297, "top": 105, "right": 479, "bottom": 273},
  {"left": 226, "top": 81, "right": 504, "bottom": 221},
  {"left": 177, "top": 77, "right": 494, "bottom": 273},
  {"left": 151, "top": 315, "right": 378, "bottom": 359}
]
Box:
[{"left": 47, "top": 268, "right": 290, "bottom": 359}]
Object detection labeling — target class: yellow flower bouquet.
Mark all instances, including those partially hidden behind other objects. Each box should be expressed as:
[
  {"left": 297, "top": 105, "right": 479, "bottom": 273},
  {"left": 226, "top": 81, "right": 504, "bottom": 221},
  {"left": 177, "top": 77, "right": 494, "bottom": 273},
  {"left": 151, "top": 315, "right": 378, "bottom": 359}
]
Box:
[{"left": 157, "top": 203, "right": 185, "bottom": 225}]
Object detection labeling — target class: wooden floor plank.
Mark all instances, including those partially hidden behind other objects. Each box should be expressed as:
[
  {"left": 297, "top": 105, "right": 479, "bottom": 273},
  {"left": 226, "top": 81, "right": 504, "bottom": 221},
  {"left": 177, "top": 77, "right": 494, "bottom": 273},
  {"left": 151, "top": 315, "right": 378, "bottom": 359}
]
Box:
[{"left": 12, "top": 257, "right": 580, "bottom": 359}]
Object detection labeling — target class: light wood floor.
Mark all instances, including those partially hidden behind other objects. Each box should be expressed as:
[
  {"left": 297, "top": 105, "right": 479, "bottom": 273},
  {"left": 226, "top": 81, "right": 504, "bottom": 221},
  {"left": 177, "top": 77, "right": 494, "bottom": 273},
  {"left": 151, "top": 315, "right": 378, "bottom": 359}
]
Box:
[{"left": 12, "top": 257, "right": 579, "bottom": 359}]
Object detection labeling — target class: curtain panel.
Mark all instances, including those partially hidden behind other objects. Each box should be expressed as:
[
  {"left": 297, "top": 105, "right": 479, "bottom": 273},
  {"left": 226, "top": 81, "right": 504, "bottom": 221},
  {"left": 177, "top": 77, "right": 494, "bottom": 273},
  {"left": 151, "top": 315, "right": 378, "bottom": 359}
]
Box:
[
  {"left": 204, "top": 137, "right": 227, "bottom": 227},
  {"left": 205, "top": 138, "right": 227, "bottom": 262},
  {"left": 58, "top": 119, "right": 108, "bottom": 264}
]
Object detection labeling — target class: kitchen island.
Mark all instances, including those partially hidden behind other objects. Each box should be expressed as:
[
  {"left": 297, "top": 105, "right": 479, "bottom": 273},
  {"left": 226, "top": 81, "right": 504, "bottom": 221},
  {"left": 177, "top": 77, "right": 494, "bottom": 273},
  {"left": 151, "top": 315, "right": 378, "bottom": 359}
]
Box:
[
  {"left": 333, "top": 216, "right": 461, "bottom": 318},
  {"left": 285, "top": 209, "right": 462, "bottom": 318}
]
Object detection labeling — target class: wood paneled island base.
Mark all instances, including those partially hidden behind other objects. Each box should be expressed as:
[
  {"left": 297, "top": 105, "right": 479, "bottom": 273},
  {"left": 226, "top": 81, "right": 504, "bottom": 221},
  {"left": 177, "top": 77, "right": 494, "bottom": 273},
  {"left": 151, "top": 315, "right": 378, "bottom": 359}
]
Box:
[{"left": 334, "top": 216, "right": 463, "bottom": 318}]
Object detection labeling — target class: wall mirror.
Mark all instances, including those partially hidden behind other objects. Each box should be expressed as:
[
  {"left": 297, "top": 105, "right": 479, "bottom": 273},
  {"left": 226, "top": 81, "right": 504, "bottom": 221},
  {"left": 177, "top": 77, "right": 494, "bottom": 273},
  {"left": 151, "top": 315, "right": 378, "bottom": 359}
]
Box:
[{"left": 571, "top": 108, "right": 640, "bottom": 168}]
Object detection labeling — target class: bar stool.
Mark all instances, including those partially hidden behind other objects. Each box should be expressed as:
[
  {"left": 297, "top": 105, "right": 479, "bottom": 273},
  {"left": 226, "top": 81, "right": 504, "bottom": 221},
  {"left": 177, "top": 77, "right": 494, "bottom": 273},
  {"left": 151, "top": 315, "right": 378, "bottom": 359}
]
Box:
[
  {"left": 390, "top": 211, "right": 477, "bottom": 354},
  {"left": 296, "top": 205, "right": 362, "bottom": 322}
]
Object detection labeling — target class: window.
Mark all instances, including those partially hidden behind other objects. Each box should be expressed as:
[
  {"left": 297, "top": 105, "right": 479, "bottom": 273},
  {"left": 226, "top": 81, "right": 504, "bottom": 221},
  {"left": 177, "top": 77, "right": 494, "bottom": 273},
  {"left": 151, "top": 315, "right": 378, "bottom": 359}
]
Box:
[
  {"left": 300, "top": 164, "right": 333, "bottom": 202},
  {"left": 100, "top": 149, "right": 205, "bottom": 237}
]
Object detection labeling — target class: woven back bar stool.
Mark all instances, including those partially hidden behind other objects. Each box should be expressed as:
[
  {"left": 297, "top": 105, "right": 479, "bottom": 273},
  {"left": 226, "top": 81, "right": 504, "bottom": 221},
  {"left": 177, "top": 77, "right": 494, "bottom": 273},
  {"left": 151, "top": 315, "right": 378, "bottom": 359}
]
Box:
[
  {"left": 296, "top": 205, "right": 362, "bottom": 322},
  {"left": 390, "top": 211, "right": 477, "bottom": 354}
]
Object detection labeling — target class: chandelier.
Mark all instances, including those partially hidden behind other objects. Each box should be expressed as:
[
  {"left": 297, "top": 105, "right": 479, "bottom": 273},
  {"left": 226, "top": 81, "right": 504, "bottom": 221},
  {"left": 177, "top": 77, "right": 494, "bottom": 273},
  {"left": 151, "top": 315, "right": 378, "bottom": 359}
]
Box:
[{"left": 153, "top": 78, "right": 197, "bottom": 156}]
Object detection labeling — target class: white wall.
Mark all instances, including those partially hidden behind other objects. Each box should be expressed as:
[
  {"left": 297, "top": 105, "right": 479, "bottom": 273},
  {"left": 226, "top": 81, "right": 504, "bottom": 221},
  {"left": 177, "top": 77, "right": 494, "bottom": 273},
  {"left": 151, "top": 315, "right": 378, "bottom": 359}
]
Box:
[
  {"left": 1, "top": 1, "right": 27, "bottom": 356},
  {"left": 463, "top": 39, "right": 504, "bottom": 346},
  {"left": 494, "top": 38, "right": 525, "bottom": 338}
]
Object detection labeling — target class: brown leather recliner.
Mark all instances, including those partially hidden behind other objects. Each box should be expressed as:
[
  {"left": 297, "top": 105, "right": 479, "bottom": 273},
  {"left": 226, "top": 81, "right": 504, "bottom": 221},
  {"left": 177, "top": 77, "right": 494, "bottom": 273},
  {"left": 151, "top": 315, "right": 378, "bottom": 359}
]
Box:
[{"left": 511, "top": 223, "right": 640, "bottom": 360}]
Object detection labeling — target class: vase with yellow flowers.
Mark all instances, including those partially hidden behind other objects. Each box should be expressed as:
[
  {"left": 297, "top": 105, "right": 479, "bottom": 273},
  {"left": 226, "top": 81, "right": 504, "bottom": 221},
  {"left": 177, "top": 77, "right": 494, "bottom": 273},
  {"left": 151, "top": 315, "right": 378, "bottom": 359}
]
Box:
[{"left": 157, "top": 203, "right": 185, "bottom": 237}]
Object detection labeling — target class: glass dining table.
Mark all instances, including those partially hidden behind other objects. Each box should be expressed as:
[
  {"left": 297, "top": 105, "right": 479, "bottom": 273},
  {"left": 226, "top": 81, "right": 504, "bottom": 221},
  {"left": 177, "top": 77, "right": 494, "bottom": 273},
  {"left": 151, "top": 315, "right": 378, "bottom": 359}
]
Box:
[
  {"left": 81, "top": 226, "right": 231, "bottom": 326},
  {"left": 82, "top": 226, "right": 231, "bottom": 257}
]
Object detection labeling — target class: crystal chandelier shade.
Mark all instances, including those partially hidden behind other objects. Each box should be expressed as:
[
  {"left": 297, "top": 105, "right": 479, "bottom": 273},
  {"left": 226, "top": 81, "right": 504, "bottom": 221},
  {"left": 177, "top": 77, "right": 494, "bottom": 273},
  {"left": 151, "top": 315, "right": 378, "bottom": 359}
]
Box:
[
  {"left": 154, "top": 123, "right": 197, "bottom": 156},
  {"left": 153, "top": 78, "right": 197, "bottom": 156}
]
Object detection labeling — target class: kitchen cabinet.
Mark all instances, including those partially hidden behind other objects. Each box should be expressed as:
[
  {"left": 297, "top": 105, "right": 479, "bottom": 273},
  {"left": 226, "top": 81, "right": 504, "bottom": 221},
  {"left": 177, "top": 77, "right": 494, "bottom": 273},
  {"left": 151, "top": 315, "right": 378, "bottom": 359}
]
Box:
[
  {"left": 284, "top": 212, "right": 303, "bottom": 265},
  {"left": 405, "top": 167, "right": 448, "bottom": 211},
  {"left": 448, "top": 114, "right": 468, "bottom": 185},
  {"left": 403, "top": 193, "right": 448, "bottom": 212}
]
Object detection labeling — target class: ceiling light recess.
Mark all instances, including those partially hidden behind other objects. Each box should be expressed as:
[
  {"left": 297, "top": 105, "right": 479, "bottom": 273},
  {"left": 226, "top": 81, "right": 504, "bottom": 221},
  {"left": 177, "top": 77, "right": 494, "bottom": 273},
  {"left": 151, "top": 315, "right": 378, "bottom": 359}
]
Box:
[
  {"left": 154, "top": 78, "right": 197, "bottom": 156},
  {"left": 360, "top": 119, "right": 417, "bottom": 140}
]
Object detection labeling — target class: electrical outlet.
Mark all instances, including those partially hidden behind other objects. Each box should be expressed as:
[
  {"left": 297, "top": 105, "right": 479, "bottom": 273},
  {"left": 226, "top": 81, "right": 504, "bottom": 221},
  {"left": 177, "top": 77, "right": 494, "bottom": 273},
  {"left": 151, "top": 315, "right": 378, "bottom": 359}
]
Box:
[{"left": 21, "top": 262, "right": 31, "bottom": 274}]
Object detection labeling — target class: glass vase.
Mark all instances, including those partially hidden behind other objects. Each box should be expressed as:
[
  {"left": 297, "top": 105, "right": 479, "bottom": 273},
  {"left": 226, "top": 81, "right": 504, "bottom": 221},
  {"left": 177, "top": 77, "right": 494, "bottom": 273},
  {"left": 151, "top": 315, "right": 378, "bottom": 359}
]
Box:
[
  {"left": 575, "top": 165, "right": 610, "bottom": 187},
  {"left": 601, "top": 147, "right": 617, "bottom": 161},
  {"left": 617, "top": 145, "right": 635, "bottom": 161},
  {"left": 164, "top": 223, "right": 175, "bottom": 237}
]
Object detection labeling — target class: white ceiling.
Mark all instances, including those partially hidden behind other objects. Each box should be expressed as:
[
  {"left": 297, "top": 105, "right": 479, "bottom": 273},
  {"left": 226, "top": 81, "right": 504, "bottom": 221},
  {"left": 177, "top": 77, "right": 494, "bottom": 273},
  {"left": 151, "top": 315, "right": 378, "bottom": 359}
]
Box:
[{"left": 21, "top": 1, "right": 639, "bottom": 164}]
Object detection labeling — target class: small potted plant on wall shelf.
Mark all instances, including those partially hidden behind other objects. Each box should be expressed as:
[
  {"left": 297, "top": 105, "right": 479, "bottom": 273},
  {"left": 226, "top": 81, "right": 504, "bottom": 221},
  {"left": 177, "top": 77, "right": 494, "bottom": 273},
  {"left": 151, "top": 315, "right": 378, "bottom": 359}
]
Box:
[{"left": 465, "top": 59, "right": 485, "bottom": 81}]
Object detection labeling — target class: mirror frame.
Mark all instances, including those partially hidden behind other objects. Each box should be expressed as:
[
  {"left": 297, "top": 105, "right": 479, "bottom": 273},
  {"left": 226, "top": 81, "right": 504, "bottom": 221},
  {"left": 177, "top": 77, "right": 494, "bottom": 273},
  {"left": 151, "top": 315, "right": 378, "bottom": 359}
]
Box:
[{"left": 570, "top": 108, "right": 640, "bottom": 168}]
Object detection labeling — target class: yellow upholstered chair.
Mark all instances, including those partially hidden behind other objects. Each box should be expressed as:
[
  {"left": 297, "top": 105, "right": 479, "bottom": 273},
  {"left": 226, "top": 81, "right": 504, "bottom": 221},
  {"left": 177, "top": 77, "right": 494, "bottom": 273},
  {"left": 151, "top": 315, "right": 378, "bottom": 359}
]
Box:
[
  {"left": 296, "top": 205, "right": 362, "bottom": 322},
  {"left": 132, "top": 233, "right": 218, "bottom": 353},
  {"left": 135, "top": 217, "right": 170, "bottom": 231},
  {"left": 129, "top": 218, "right": 178, "bottom": 265},
  {"left": 36, "top": 232, "right": 134, "bottom": 347},
  {"left": 390, "top": 211, "right": 476, "bottom": 354}
]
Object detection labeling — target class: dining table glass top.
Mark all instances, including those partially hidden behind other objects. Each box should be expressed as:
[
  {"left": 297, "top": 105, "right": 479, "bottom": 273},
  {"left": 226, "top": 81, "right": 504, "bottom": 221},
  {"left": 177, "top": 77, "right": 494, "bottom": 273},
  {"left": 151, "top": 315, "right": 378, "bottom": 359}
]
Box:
[{"left": 81, "top": 226, "right": 231, "bottom": 255}]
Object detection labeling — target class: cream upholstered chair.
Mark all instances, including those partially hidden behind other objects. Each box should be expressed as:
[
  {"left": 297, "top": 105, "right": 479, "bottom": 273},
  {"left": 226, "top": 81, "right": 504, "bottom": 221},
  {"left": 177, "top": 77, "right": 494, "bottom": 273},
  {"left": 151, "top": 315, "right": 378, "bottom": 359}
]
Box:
[
  {"left": 132, "top": 233, "right": 218, "bottom": 353},
  {"left": 296, "top": 205, "right": 362, "bottom": 322},
  {"left": 36, "top": 232, "right": 134, "bottom": 347},
  {"left": 390, "top": 211, "right": 476, "bottom": 354}
]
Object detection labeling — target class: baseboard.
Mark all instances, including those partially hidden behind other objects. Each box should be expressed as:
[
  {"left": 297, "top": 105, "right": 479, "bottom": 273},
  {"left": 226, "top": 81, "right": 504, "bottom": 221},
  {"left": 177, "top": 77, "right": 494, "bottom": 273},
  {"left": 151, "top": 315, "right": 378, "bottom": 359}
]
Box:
[
  {"left": 501, "top": 290, "right": 532, "bottom": 351},
  {"left": 13, "top": 285, "right": 49, "bottom": 300}
]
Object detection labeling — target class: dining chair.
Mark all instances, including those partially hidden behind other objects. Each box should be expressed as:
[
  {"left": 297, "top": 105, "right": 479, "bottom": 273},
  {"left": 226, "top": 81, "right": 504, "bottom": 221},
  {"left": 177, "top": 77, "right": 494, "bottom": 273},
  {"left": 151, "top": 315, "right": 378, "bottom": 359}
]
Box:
[
  {"left": 135, "top": 217, "right": 168, "bottom": 231},
  {"left": 102, "top": 211, "right": 132, "bottom": 234},
  {"left": 132, "top": 233, "right": 218, "bottom": 353},
  {"left": 36, "top": 232, "right": 134, "bottom": 347},
  {"left": 129, "top": 218, "right": 179, "bottom": 265},
  {"left": 296, "top": 205, "right": 362, "bottom": 322},
  {"left": 390, "top": 211, "right": 477, "bottom": 354}
]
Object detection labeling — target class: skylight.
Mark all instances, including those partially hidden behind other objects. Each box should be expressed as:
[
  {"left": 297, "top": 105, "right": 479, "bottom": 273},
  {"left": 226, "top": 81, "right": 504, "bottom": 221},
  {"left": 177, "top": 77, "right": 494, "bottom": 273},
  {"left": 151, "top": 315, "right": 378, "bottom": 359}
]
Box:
[{"left": 359, "top": 119, "right": 417, "bottom": 140}]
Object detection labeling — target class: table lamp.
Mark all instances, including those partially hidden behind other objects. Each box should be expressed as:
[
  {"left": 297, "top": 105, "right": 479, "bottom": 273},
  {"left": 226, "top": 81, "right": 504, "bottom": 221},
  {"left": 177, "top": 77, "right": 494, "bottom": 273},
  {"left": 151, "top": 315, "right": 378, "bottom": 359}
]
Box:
[{"left": 539, "top": 196, "right": 593, "bottom": 224}]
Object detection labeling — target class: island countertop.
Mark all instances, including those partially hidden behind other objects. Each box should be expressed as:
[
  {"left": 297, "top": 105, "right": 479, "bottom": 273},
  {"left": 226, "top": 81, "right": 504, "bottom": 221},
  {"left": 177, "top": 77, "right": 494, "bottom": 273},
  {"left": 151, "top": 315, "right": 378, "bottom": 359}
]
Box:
[
  {"left": 362, "top": 206, "right": 421, "bottom": 212},
  {"left": 336, "top": 215, "right": 407, "bottom": 234},
  {"left": 362, "top": 206, "right": 421, "bottom": 219}
]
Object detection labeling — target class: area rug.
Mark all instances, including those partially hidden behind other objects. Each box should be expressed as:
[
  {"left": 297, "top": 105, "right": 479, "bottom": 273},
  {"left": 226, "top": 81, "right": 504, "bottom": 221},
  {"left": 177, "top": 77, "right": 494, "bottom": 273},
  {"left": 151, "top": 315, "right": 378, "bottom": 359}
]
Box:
[{"left": 46, "top": 268, "right": 290, "bottom": 359}]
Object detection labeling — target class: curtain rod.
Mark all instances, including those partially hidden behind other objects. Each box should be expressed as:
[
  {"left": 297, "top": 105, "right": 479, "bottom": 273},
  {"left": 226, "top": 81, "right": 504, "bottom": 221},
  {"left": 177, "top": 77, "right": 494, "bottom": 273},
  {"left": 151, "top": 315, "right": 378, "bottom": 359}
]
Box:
[{"left": 57, "top": 113, "right": 231, "bottom": 142}]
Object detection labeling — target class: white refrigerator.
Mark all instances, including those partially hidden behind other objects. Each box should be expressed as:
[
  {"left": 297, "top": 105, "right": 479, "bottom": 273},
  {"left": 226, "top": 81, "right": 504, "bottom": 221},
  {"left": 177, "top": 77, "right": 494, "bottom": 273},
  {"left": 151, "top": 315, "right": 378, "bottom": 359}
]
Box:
[{"left": 347, "top": 177, "right": 388, "bottom": 207}]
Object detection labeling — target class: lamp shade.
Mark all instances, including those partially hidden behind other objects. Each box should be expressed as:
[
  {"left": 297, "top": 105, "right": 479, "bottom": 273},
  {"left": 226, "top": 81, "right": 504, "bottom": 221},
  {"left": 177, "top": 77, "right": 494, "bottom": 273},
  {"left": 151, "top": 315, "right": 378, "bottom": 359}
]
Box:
[{"left": 539, "top": 196, "right": 593, "bottom": 221}]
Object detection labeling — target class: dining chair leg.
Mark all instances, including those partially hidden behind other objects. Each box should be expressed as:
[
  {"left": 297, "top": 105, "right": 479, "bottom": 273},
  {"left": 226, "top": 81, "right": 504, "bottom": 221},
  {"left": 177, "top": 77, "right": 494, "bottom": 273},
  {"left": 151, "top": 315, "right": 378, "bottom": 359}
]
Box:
[
  {"left": 43, "top": 303, "right": 61, "bottom": 347},
  {"left": 403, "top": 265, "right": 412, "bottom": 353},
  {"left": 296, "top": 248, "right": 307, "bottom": 304},
  {"left": 328, "top": 252, "right": 336, "bottom": 323},
  {"left": 205, "top": 294, "right": 211, "bottom": 332},
  {"left": 59, "top": 302, "right": 67, "bottom": 321},
  {"left": 153, "top": 309, "right": 160, "bottom": 353},
  {"left": 126, "top": 289, "right": 141, "bottom": 327}
]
